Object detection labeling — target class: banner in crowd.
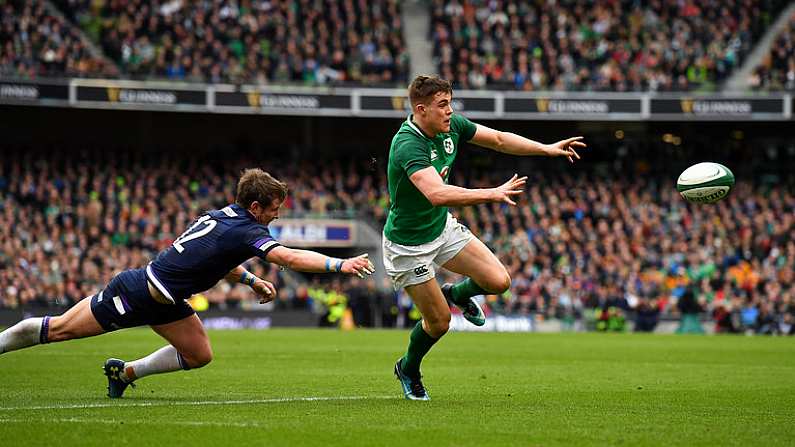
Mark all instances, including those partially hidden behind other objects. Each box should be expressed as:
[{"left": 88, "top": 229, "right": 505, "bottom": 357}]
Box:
[
  {"left": 72, "top": 80, "right": 206, "bottom": 110},
  {"left": 0, "top": 81, "right": 69, "bottom": 104},
  {"left": 269, "top": 219, "right": 356, "bottom": 247},
  {"left": 450, "top": 314, "right": 535, "bottom": 332},
  {"left": 503, "top": 95, "right": 642, "bottom": 119},
  {"left": 358, "top": 90, "right": 496, "bottom": 119},
  {"left": 1, "top": 78, "right": 791, "bottom": 121},
  {"left": 214, "top": 85, "right": 351, "bottom": 115},
  {"left": 650, "top": 97, "right": 785, "bottom": 119}
]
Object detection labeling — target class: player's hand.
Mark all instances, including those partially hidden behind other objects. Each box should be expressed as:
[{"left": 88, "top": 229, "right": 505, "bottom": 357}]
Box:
[
  {"left": 342, "top": 253, "right": 376, "bottom": 279},
  {"left": 493, "top": 174, "right": 527, "bottom": 206},
  {"left": 547, "top": 136, "right": 586, "bottom": 163},
  {"left": 252, "top": 279, "right": 277, "bottom": 304}
]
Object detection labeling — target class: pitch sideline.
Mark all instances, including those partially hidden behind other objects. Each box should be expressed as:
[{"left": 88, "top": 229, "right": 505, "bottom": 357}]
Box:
[{"left": 0, "top": 395, "right": 397, "bottom": 411}]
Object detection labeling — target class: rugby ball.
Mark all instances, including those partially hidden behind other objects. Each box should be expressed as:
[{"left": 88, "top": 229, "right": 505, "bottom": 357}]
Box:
[{"left": 676, "top": 162, "right": 735, "bottom": 204}]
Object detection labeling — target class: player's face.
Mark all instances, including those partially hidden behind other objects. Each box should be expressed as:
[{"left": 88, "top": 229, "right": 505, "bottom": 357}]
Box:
[
  {"left": 251, "top": 198, "right": 283, "bottom": 225},
  {"left": 418, "top": 92, "right": 453, "bottom": 135}
]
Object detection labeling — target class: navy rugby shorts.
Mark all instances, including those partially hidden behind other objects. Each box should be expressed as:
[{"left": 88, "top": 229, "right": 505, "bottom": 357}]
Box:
[{"left": 90, "top": 268, "right": 195, "bottom": 331}]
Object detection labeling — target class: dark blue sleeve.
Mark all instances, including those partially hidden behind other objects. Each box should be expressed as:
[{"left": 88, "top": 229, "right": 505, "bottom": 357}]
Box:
[{"left": 242, "top": 224, "right": 281, "bottom": 260}]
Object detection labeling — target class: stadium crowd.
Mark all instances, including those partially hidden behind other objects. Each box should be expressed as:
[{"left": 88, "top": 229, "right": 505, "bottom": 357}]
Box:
[
  {"left": 51, "top": 0, "right": 408, "bottom": 85},
  {"left": 0, "top": 0, "right": 116, "bottom": 79},
  {"left": 431, "top": 0, "right": 785, "bottom": 91},
  {"left": 1, "top": 142, "right": 793, "bottom": 334},
  {"left": 749, "top": 12, "right": 795, "bottom": 91}
]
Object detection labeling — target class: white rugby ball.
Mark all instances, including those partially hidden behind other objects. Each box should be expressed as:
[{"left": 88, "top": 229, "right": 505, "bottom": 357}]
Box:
[{"left": 676, "top": 162, "right": 735, "bottom": 204}]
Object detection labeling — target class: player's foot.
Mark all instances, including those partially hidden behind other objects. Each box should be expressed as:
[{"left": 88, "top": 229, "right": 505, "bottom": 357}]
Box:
[
  {"left": 394, "top": 359, "right": 430, "bottom": 401},
  {"left": 103, "top": 358, "right": 135, "bottom": 398},
  {"left": 441, "top": 283, "right": 486, "bottom": 326}
]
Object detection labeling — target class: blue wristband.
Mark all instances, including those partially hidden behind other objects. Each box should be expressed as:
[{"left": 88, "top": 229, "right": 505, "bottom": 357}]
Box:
[
  {"left": 325, "top": 258, "right": 332, "bottom": 272},
  {"left": 335, "top": 260, "right": 344, "bottom": 272},
  {"left": 239, "top": 271, "right": 256, "bottom": 287}
]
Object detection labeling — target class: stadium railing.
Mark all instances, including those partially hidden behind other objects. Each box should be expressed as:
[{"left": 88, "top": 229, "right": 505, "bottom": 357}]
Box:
[{"left": 0, "top": 77, "right": 793, "bottom": 121}]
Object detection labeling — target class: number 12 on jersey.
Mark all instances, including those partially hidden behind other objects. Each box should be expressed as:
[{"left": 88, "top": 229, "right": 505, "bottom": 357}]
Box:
[{"left": 173, "top": 215, "right": 217, "bottom": 253}]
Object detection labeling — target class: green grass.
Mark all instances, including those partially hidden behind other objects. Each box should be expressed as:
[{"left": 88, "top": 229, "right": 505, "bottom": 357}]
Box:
[{"left": 1, "top": 329, "right": 794, "bottom": 446}]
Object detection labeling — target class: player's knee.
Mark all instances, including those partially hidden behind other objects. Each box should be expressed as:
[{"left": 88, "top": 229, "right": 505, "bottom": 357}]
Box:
[
  {"left": 426, "top": 313, "right": 450, "bottom": 337},
  {"left": 495, "top": 271, "right": 511, "bottom": 293},
  {"left": 483, "top": 271, "right": 511, "bottom": 294},
  {"left": 184, "top": 347, "right": 213, "bottom": 369}
]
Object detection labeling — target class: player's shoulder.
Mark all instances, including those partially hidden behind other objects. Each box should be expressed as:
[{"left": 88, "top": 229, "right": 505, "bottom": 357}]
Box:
[
  {"left": 449, "top": 113, "right": 476, "bottom": 140},
  {"left": 392, "top": 119, "right": 427, "bottom": 151},
  {"left": 211, "top": 204, "right": 273, "bottom": 240},
  {"left": 207, "top": 205, "right": 245, "bottom": 221},
  {"left": 207, "top": 205, "right": 262, "bottom": 231},
  {"left": 393, "top": 116, "right": 426, "bottom": 140}
]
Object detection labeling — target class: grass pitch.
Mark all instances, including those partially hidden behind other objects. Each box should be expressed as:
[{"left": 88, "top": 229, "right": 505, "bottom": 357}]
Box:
[{"left": 0, "top": 329, "right": 793, "bottom": 446}]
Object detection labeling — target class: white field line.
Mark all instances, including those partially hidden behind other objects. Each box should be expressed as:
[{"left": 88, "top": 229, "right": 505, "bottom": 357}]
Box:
[
  {"left": 0, "top": 417, "right": 264, "bottom": 428},
  {"left": 0, "top": 395, "right": 396, "bottom": 411}
]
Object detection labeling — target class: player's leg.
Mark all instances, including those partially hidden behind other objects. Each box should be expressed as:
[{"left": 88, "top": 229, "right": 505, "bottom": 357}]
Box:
[
  {"left": 401, "top": 277, "right": 451, "bottom": 371},
  {"left": 394, "top": 278, "right": 450, "bottom": 401},
  {"left": 97, "top": 269, "right": 202, "bottom": 397},
  {"left": 383, "top": 231, "right": 449, "bottom": 400},
  {"left": 441, "top": 236, "right": 511, "bottom": 306},
  {"left": 0, "top": 296, "right": 105, "bottom": 355},
  {"left": 114, "top": 313, "right": 212, "bottom": 382},
  {"left": 104, "top": 313, "right": 210, "bottom": 398}
]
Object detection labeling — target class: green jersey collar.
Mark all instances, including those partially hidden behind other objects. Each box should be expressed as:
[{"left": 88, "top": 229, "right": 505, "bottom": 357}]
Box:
[{"left": 405, "top": 115, "right": 433, "bottom": 140}]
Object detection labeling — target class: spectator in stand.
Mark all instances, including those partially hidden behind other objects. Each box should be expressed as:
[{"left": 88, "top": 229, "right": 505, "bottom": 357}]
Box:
[
  {"left": 1, "top": 142, "right": 793, "bottom": 336},
  {"left": 52, "top": 0, "right": 408, "bottom": 85},
  {"left": 0, "top": 0, "right": 116, "bottom": 79},
  {"left": 749, "top": 12, "right": 795, "bottom": 91},
  {"left": 431, "top": 0, "right": 786, "bottom": 91}
]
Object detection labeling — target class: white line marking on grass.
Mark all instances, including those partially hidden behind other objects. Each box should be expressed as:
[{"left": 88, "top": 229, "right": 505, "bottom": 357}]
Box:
[
  {"left": 0, "top": 395, "right": 396, "bottom": 411},
  {"left": 0, "top": 417, "right": 265, "bottom": 428}
]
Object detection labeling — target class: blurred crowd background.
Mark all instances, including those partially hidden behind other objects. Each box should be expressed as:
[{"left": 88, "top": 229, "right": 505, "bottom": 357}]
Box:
[
  {"left": 1, "top": 133, "right": 792, "bottom": 334},
  {"left": 1, "top": 0, "right": 795, "bottom": 90},
  {"left": 2, "top": 0, "right": 795, "bottom": 334}
]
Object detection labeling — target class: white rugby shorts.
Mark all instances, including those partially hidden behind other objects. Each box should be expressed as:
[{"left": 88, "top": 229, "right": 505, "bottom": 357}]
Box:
[{"left": 382, "top": 213, "right": 475, "bottom": 290}]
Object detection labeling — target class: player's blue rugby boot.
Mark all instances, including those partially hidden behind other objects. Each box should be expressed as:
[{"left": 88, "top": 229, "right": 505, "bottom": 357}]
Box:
[
  {"left": 394, "top": 359, "right": 430, "bottom": 401},
  {"left": 103, "top": 358, "right": 135, "bottom": 398},
  {"left": 441, "top": 283, "right": 486, "bottom": 327}
]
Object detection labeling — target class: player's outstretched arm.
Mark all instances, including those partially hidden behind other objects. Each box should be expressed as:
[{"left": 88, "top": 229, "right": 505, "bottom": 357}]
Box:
[
  {"left": 225, "top": 266, "right": 277, "bottom": 303},
  {"left": 470, "top": 123, "right": 586, "bottom": 162},
  {"left": 409, "top": 167, "right": 527, "bottom": 207},
  {"left": 265, "top": 246, "right": 375, "bottom": 278}
]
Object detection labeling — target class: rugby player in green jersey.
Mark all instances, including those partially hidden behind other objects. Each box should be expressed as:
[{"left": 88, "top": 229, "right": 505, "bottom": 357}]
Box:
[{"left": 384, "top": 75, "right": 586, "bottom": 400}]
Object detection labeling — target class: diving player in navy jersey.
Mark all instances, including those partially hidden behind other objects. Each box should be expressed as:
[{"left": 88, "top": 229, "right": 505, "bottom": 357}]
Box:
[{"left": 0, "top": 169, "right": 375, "bottom": 398}]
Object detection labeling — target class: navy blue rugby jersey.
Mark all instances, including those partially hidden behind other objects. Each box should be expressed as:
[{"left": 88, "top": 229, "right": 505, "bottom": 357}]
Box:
[{"left": 145, "top": 203, "right": 280, "bottom": 302}]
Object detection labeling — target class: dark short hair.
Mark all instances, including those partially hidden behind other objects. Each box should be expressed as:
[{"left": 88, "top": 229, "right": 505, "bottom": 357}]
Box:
[
  {"left": 235, "top": 168, "right": 288, "bottom": 209},
  {"left": 408, "top": 75, "right": 452, "bottom": 107}
]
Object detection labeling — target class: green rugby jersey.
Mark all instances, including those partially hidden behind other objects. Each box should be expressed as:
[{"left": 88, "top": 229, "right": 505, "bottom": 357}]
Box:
[{"left": 383, "top": 113, "right": 477, "bottom": 245}]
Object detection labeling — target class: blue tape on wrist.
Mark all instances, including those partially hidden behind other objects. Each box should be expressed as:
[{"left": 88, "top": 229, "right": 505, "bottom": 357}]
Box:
[
  {"left": 335, "top": 260, "right": 344, "bottom": 272},
  {"left": 240, "top": 271, "right": 255, "bottom": 286},
  {"left": 325, "top": 258, "right": 332, "bottom": 272}
]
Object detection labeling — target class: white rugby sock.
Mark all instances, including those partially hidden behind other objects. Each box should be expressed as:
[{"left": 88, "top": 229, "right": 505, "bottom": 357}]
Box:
[
  {"left": 0, "top": 317, "right": 49, "bottom": 354},
  {"left": 121, "top": 345, "right": 189, "bottom": 382}
]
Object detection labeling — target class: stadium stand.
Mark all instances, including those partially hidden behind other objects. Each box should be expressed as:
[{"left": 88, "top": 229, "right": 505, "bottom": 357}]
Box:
[
  {"left": 0, "top": 0, "right": 116, "bottom": 79},
  {"left": 1, "top": 140, "right": 792, "bottom": 334},
  {"left": 52, "top": 0, "right": 409, "bottom": 84},
  {"left": 749, "top": 11, "right": 795, "bottom": 90},
  {"left": 0, "top": 147, "right": 387, "bottom": 310},
  {"left": 430, "top": 0, "right": 787, "bottom": 91}
]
